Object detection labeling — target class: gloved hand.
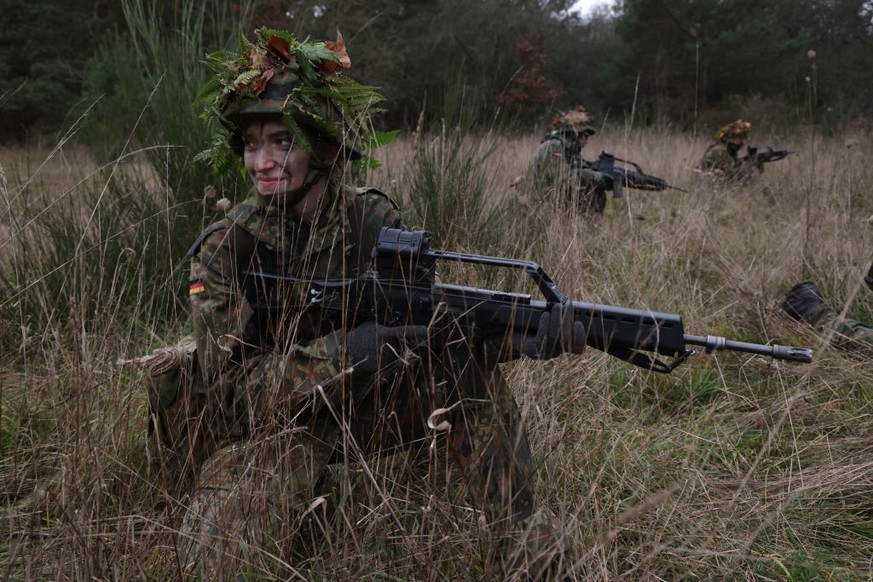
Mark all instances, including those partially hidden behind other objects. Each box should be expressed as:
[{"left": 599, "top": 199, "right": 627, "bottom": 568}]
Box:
[
  {"left": 344, "top": 321, "right": 429, "bottom": 373},
  {"left": 512, "top": 302, "right": 586, "bottom": 360}
]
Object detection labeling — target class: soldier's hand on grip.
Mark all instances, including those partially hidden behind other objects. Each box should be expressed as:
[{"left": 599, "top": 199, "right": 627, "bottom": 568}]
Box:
[
  {"left": 513, "top": 303, "right": 586, "bottom": 360},
  {"left": 344, "top": 320, "right": 429, "bottom": 373}
]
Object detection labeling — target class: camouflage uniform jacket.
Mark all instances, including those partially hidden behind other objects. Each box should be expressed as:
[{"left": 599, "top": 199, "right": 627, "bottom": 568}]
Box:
[{"left": 188, "top": 183, "right": 402, "bottom": 437}]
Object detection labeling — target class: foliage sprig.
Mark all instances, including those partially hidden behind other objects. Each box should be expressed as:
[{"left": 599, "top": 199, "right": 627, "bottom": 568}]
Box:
[{"left": 194, "top": 28, "right": 397, "bottom": 174}]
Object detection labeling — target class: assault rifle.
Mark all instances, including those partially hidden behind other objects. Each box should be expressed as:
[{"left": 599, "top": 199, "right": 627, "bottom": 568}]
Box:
[
  {"left": 259, "top": 228, "right": 813, "bottom": 373},
  {"left": 576, "top": 150, "right": 688, "bottom": 198},
  {"left": 741, "top": 146, "right": 795, "bottom": 165}
]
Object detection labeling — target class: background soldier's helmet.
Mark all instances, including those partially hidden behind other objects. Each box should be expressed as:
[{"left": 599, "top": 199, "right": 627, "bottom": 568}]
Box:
[
  {"left": 196, "top": 28, "right": 392, "bottom": 169},
  {"left": 717, "top": 119, "right": 751, "bottom": 145},
  {"left": 551, "top": 104, "right": 596, "bottom": 136}
]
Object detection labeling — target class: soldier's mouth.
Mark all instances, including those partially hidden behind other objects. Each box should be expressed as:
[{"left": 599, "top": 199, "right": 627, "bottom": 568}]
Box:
[{"left": 256, "top": 177, "right": 286, "bottom": 191}]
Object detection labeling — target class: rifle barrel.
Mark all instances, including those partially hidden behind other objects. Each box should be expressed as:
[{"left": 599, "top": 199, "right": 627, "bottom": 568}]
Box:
[{"left": 684, "top": 334, "right": 813, "bottom": 363}]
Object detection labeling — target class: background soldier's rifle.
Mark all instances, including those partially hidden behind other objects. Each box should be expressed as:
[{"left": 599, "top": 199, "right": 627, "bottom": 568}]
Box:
[
  {"left": 259, "top": 228, "right": 813, "bottom": 373},
  {"left": 741, "top": 146, "right": 795, "bottom": 166},
  {"left": 575, "top": 150, "right": 688, "bottom": 198}
]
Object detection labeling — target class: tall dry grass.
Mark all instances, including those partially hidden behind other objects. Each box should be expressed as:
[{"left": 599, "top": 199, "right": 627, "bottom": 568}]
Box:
[{"left": 2, "top": 128, "right": 873, "bottom": 579}]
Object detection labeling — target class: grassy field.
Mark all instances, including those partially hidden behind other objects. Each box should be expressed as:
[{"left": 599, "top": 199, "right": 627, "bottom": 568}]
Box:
[{"left": 2, "top": 127, "right": 873, "bottom": 580}]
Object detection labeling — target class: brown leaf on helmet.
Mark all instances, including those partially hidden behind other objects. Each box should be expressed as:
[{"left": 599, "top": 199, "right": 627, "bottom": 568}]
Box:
[
  {"left": 323, "top": 29, "right": 351, "bottom": 73},
  {"left": 254, "top": 67, "right": 274, "bottom": 96},
  {"left": 265, "top": 35, "right": 291, "bottom": 62}
]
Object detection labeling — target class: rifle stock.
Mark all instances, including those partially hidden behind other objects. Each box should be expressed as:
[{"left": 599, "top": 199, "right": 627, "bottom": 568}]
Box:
[{"left": 258, "top": 228, "right": 814, "bottom": 373}]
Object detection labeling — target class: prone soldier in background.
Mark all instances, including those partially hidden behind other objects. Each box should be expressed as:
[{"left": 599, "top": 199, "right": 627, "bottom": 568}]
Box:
[
  {"left": 171, "top": 28, "right": 580, "bottom": 580},
  {"left": 781, "top": 260, "right": 873, "bottom": 351}
]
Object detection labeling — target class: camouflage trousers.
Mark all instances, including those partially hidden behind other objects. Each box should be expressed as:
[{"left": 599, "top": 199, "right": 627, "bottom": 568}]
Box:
[
  {"left": 176, "top": 334, "right": 567, "bottom": 578},
  {"left": 805, "top": 305, "right": 873, "bottom": 352}
]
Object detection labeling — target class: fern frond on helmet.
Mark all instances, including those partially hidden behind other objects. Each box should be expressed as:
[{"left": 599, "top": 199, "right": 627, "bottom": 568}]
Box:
[{"left": 194, "top": 28, "right": 397, "bottom": 174}]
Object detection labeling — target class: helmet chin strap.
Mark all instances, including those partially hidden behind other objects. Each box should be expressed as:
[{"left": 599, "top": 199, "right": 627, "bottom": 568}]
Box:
[{"left": 282, "top": 167, "right": 323, "bottom": 206}]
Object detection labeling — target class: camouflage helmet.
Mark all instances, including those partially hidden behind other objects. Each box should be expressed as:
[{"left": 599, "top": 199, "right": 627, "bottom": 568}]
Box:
[
  {"left": 551, "top": 105, "right": 596, "bottom": 136},
  {"left": 220, "top": 66, "right": 305, "bottom": 124},
  {"left": 717, "top": 119, "right": 751, "bottom": 144},
  {"left": 195, "top": 28, "right": 395, "bottom": 172}
]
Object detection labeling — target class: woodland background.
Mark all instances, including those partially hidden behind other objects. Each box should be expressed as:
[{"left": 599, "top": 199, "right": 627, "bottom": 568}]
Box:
[{"left": 2, "top": 0, "right": 873, "bottom": 144}]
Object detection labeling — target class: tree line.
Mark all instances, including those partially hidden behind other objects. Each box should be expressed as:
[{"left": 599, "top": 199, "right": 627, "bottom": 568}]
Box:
[{"left": 1, "top": 0, "right": 871, "bottom": 144}]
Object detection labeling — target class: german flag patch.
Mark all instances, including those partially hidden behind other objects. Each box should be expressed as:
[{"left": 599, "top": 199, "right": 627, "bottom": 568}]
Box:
[{"left": 189, "top": 279, "right": 206, "bottom": 296}]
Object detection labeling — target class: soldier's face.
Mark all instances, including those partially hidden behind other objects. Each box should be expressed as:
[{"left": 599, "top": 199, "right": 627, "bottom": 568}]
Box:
[{"left": 243, "top": 119, "right": 312, "bottom": 197}]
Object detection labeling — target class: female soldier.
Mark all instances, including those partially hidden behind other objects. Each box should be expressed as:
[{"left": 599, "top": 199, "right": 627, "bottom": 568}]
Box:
[{"left": 180, "top": 29, "right": 577, "bottom": 579}]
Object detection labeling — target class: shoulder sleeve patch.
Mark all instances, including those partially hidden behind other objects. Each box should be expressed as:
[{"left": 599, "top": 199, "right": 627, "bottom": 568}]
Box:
[{"left": 188, "top": 278, "right": 206, "bottom": 296}]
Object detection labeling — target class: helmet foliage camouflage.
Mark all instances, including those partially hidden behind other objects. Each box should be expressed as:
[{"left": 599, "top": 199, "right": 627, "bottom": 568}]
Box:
[
  {"left": 717, "top": 119, "right": 751, "bottom": 144},
  {"left": 195, "top": 28, "right": 397, "bottom": 174},
  {"left": 551, "top": 105, "right": 596, "bottom": 136}
]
